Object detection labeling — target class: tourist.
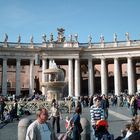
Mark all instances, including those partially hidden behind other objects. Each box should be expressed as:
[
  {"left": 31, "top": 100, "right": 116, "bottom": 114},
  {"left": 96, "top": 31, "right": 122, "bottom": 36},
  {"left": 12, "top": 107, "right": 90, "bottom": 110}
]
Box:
[
  {"left": 69, "top": 106, "right": 83, "bottom": 140},
  {"left": 137, "top": 95, "right": 140, "bottom": 110},
  {"left": 68, "top": 97, "right": 73, "bottom": 114},
  {"left": 116, "top": 115, "right": 140, "bottom": 140},
  {"left": 121, "top": 123, "right": 137, "bottom": 140},
  {"left": 89, "top": 95, "right": 94, "bottom": 107},
  {"left": 80, "top": 96, "right": 84, "bottom": 107},
  {"left": 111, "top": 95, "right": 118, "bottom": 107},
  {"left": 12, "top": 99, "right": 19, "bottom": 120},
  {"left": 90, "top": 97, "right": 105, "bottom": 128},
  {"left": 128, "top": 132, "right": 140, "bottom": 140},
  {"left": 84, "top": 96, "right": 89, "bottom": 107},
  {"left": 130, "top": 95, "right": 138, "bottom": 117},
  {"left": 119, "top": 95, "right": 124, "bottom": 107},
  {"left": 65, "top": 116, "right": 70, "bottom": 131},
  {"left": 95, "top": 119, "right": 114, "bottom": 140},
  {"left": 50, "top": 102, "right": 62, "bottom": 133},
  {"left": 127, "top": 115, "right": 140, "bottom": 140},
  {"left": 101, "top": 95, "right": 109, "bottom": 119},
  {"left": 126, "top": 95, "right": 131, "bottom": 109},
  {"left": 51, "top": 99, "right": 56, "bottom": 106},
  {"left": 3, "top": 108, "right": 11, "bottom": 123},
  {"left": 0, "top": 97, "right": 6, "bottom": 121},
  {"left": 26, "top": 107, "right": 57, "bottom": 140},
  {"left": 75, "top": 97, "right": 82, "bottom": 114}
]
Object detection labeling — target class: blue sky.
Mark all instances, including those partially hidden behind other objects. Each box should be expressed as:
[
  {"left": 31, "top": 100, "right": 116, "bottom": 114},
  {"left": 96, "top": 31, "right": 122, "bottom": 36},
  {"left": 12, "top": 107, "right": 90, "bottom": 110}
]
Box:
[{"left": 0, "top": 0, "right": 140, "bottom": 43}]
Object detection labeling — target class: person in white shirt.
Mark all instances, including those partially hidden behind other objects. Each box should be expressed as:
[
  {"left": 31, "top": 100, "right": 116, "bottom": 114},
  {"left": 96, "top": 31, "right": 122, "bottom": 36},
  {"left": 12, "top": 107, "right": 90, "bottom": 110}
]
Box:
[
  {"left": 26, "top": 108, "right": 57, "bottom": 140},
  {"left": 50, "top": 103, "right": 62, "bottom": 133}
]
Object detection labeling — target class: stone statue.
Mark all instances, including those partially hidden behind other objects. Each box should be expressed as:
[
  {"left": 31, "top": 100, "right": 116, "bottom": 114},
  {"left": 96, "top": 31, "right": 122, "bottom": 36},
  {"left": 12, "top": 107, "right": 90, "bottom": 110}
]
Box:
[
  {"left": 57, "top": 28, "right": 65, "bottom": 42},
  {"left": 18, "top": 35, "right": 21, "bottom": 43},
  {"left": 69, "top": 34, "right": 72, "bottom": 42},
  {"left": 88, "top": 35, "right": 92, "bottom": 44},
  {"left": 114, "top": 33, "right": 117, "bottom": 42},
  {"left": 74, "top": 33, "right": 78, "bottom": 42},
  {"left": 49, "top": 60, "right": 58, "bottom": 69},
  {"left": 100, "top": 34, "right": 104, "bottom": 43},
  {"left": 30, "top": 35, "right": 33, "bottom": 43},
  {"left": 4, "top": 33, "right": 8, "bottom": 42},
  {"left": 125, "top": 32, "right": 130, "bottom": 41},
  {"left": 52, "top": 60, "right": 58, "bottom": 69},
  {"left": 42, "top": 34, "right": 47, "bottom": 42},
  {"left": 50, "top": 33, "right": 53, "bottom": 42}
]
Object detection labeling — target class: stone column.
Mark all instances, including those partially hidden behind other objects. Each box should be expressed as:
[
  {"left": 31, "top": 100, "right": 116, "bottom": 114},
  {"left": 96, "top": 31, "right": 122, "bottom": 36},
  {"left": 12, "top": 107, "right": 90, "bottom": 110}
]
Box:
[
  {"left": 2, "top": 58, "right": 7, "bottom": 96},
  {"left": 74, "top": 59, "right": 80, "bottom": 98},
  {"left": 42, "top": 59, "right": 47, "bottom": 95},
  {"left": 68, "top": 59, "right": 73, "bottom": 97},
  {"left": 48, "top": 59, "right": 53, "bottom": 81},
  {"left": 127, "top": 57, "right": 135, "bottom": 95},
  {"left": 133, "top": 62, "right": 137, "bottom": 92},
  {"left": 88, "top": 58, "right": 94, "bottom": 96},
  {"left": 114, "top": 58, "right": 121, "bottom": 96},
  {"left": 29, "top": 59, "right": 34, "bottom": 95},
  {"left": 16, "top": 58, "right": 21, "bottom": 96},
  {"left": 101, "top": 58, "right": 108, "bottom": 95}
]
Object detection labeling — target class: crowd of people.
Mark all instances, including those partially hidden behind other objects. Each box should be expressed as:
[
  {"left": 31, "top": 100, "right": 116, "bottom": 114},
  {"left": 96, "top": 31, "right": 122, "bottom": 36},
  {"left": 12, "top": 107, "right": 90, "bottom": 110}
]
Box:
[
  {"left": 64, "top": 94, "right": 140, "bottom": 140},
  {"left": 0, "top": 97, "right": 19, "bottom": 123},
  {"left": 1, "top": 93, "right": 140, "bottom": 140}
]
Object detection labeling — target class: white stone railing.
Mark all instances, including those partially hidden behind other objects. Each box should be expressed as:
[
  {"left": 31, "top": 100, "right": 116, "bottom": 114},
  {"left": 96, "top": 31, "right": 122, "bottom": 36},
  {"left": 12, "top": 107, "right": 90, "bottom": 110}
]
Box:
[{"left": 0, "top": 40, "right": 140, "bottom": 49}]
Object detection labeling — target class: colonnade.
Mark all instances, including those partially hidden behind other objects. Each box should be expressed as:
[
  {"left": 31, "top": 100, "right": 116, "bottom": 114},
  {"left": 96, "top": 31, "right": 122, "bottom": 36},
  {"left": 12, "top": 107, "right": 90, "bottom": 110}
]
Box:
[
  {"left": 1, "top": 58, "right": 34, "bottom": 96},
  {"left": 41, "top": 57, "right": 137, "bottom": 97},
  {"left": 0, "top": 56, "right": 137, "bottom": 97},
  {"left": 88, "top": 57, "right": 136, "bottom": 96}
]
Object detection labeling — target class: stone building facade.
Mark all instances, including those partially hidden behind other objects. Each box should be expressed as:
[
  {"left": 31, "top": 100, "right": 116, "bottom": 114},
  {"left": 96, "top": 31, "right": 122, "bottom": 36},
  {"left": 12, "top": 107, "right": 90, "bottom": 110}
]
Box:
[{"left": 0, "top": 29, "right": 140, "bottom": 97}]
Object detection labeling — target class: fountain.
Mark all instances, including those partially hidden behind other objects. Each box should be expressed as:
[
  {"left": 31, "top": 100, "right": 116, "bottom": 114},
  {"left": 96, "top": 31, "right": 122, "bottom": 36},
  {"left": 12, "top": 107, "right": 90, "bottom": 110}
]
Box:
[{"left": 41, "top": 60, "right": 65, "bottom": 102}]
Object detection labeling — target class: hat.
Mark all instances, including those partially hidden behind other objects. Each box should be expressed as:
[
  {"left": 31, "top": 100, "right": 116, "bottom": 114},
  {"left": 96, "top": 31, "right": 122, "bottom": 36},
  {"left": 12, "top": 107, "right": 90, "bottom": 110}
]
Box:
[{"left": 96, "top": 120, "right": 108, "bottom": 128}]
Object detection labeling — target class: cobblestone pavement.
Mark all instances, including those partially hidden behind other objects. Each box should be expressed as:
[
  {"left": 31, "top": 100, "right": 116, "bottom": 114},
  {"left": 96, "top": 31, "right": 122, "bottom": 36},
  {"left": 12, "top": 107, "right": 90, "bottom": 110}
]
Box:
[{"left": 0, "top": 106, "right": 138, "bottom": 140}]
